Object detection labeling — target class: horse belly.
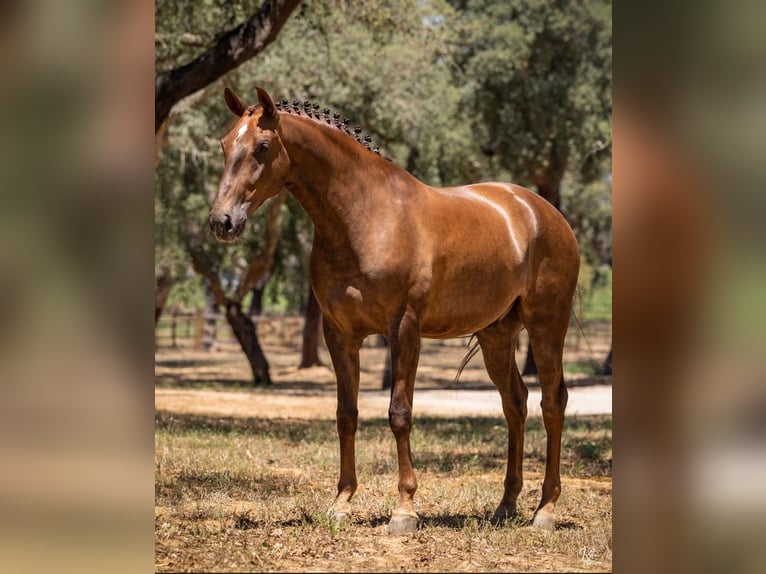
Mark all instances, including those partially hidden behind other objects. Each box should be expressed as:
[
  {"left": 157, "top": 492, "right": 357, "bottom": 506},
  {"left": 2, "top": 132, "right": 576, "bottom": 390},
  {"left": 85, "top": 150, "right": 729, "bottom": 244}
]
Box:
[{"left": 419, "top": 265, "right": 522, "bottom": 339}]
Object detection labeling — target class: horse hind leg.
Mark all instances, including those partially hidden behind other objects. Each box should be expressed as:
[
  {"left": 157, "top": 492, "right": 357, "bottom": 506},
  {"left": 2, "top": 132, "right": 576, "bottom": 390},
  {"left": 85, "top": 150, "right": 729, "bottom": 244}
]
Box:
[
  {"left": 520, "top": 297, "right": 572, "bottom": 530},
  {"left": 475, "top": 309, "right": 528, "bottom": 522}
]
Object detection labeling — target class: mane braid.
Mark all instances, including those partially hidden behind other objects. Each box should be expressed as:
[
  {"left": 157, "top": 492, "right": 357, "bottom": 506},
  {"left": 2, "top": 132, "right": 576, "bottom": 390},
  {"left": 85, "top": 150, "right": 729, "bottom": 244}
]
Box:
[{"left": 274, "top": 96, "right": 392, "bottom": 162}]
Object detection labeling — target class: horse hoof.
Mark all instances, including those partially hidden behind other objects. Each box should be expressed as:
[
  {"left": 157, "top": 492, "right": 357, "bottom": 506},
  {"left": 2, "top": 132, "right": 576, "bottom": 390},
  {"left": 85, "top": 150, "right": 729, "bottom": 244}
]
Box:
[
  {"left": 387, "top": 512, "right": 418, "bottom": 535},
  {"left": 331, "top": 511, "right": 348, "bottom": 527},
  {"left": 531, "top": 511, "right": 556, "bottom": 531}
]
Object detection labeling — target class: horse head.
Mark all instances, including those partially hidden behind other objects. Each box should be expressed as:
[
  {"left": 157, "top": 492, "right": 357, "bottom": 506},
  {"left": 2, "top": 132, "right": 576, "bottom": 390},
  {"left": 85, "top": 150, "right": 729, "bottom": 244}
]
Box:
[{"left": 209, "top": 87, "right": 290, "bottom": 242}]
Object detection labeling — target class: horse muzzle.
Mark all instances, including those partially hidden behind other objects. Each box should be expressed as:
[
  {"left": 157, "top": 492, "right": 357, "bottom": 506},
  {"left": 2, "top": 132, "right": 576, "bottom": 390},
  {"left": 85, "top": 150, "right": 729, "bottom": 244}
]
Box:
[{"left": 209, "top": 209, "right": 246, "bottom": 242}]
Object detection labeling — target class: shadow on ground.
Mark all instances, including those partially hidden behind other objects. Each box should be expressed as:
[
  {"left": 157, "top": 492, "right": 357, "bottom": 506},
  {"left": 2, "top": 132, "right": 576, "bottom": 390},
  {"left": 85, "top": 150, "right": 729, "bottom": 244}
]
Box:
[{"left": 226, "top": 510, "right": 581, "bottom": 532}]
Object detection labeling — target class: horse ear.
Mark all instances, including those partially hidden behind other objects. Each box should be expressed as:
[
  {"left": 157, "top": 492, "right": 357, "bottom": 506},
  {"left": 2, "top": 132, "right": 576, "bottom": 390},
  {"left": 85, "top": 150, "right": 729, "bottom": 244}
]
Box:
[
  {"left": 255, "top": 87, "right": 277, "bottom": 119},
  {"left": 224, "top": 87, "right": 246, "bottom": 117}
]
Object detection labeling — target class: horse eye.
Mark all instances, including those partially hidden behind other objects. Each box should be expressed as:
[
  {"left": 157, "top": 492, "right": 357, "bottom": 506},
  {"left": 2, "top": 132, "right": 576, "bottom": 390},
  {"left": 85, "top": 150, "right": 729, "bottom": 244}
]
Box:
[{"left": 254, "top": 142, "right": 270, "bottom": 156}]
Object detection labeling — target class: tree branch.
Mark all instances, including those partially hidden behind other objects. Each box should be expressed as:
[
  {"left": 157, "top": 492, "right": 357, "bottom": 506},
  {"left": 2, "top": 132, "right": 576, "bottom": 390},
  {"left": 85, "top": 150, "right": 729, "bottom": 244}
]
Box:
[{"left": 155, "top": 0, "right": 303, "bottom": 132}]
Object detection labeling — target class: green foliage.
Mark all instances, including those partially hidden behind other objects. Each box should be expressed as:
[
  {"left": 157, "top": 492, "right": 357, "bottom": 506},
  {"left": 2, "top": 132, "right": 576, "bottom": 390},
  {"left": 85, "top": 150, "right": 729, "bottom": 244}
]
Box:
[
  {"left": 576, "top": 262, "right": 612, "bottom": 323},
  {"left": 155, "top": 0, "right": 263, "bottom": 71},
  {"left": 451, "top": 0, "right": 612, "bottom": 187},
  {"left": 244, "top": 0, "right": 479, "bottom": 185},
  {"left": 562, "top": 170, "right": 612, "bottom": 267}
]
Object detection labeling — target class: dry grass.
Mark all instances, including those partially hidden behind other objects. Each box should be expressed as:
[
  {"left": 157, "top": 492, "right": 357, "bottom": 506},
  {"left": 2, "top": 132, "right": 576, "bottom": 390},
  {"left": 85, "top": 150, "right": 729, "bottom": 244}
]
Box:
[{"left": 155, "top": 413, "right": 611, "bottom": 572}]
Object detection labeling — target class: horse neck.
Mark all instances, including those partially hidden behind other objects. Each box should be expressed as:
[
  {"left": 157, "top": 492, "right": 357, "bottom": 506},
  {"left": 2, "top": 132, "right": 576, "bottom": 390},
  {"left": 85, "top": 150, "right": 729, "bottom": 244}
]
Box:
[{"left": 279, "top": 114, "right": 390, "bottom": 245}]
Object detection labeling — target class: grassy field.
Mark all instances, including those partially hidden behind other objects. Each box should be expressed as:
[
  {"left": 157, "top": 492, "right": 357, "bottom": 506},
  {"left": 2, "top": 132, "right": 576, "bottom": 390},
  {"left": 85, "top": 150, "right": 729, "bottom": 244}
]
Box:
[{"left": 155, "top": 412, "right": 611, "bottom": 572}]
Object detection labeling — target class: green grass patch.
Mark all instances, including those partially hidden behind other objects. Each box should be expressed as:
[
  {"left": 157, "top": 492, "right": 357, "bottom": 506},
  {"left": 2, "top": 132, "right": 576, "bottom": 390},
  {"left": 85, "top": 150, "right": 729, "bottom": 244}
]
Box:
[{"left": 577, "top": 265, "right": 612, "bottom": 323}]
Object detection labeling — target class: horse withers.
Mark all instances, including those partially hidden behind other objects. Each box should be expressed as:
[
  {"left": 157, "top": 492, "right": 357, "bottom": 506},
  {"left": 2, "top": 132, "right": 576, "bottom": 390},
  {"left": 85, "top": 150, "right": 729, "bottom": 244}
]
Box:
[{"left": 210, "top": 87, "right": 580, "bottom": 534}]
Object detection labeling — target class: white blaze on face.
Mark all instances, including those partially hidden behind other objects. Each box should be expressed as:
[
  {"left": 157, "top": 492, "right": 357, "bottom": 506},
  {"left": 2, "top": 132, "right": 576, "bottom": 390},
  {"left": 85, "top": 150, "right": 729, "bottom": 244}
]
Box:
[{"left": 236, "top": 123, "right": 248, "bottom": 140}]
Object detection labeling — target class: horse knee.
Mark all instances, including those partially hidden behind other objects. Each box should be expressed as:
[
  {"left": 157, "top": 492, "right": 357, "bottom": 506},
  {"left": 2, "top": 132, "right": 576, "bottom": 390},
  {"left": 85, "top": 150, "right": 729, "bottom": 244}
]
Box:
[{"left": 388, "top": 403, "right": 412, "bottom": 436}]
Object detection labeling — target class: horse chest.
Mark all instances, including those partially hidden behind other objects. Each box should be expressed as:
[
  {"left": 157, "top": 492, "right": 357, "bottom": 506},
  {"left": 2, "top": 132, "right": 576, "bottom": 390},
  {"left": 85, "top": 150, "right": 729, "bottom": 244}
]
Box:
[
  {"left": 310, "top": 258, "right": 395, "bottom": 333},
  {"left": 313, "top": 279, "right": 392, "bottom": 335}
]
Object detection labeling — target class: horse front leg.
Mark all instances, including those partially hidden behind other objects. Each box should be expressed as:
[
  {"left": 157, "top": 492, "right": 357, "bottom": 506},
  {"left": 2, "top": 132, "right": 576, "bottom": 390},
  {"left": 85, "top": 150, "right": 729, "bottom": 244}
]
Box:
[
  {"left": 387, "top": 311, "right": 421, "bottom": 534},
  {"left": 323, "top": 321, "right": 362, "bottom": 526}
]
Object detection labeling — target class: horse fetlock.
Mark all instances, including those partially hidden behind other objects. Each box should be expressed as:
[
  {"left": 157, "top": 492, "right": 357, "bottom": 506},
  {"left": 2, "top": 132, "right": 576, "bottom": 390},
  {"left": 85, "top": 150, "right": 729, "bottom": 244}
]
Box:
[{"left": 492, "top": 503, "right": 519, "bottom": 525}]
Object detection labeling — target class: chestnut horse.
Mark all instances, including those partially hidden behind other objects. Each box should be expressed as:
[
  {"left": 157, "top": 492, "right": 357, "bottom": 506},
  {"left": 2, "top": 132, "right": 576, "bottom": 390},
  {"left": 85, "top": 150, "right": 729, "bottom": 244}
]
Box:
[{"left": 210, "top": 87, "right": 580, "bottom": 534}]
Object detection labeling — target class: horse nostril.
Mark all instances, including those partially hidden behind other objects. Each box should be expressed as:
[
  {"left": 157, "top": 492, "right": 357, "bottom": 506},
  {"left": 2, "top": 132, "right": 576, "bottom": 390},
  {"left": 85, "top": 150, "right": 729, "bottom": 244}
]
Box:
[{"left": 223, "top": 214, "right": 234, "bottom": 233}]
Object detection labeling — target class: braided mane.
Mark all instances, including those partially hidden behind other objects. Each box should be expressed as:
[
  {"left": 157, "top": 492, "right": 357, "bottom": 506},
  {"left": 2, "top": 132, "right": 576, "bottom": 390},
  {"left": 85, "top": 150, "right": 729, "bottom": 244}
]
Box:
[{"left": 248, "top": 98, "right": 391, "bottom": 162}]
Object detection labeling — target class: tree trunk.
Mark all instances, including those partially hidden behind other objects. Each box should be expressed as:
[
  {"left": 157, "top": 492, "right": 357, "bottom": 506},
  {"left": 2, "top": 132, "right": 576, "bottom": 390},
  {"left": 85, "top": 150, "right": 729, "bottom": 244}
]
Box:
[
  {"left": 536, "top": 179, "right": 561, "bottom": 211},
  {"left": 249, "top": 285, "right": 265, "bottom": 317},
  {"left": 521, "top": 340, "right": 538, "bottom": 376},
  {"left": 225, "top": 301, "right": 271, "bottom": 385},
  {"left": 600, "top": 347, "right": 612, "bottom": 376},
  {"left": 202, "top": 287, "right": 219, "bottom": 352},
  {"left": 530, "top": 140, "right": 567, "bottom": 211},
  {"left": 155, "top": 0, "right": 303, "bottom": 132},
  {"left": 406, "top": 147, "right": 420, "bottom": 174},
  {"left": 154, "top": 267, "right": 173, "bottom": 325},
  {"left": 187, "top": 192, "right": 286, "bottom": 385},
  {"left": 299, "top": 285, "right": 323, "bottom": 368}
]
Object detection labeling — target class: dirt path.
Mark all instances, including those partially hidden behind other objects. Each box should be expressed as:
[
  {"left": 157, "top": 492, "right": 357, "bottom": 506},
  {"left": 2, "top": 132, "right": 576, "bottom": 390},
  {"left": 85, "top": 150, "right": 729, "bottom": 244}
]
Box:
[
  {"left": 155, "top": 383, "right": 611, "bottom": 420},
  {"left": 155, "top": 335, "right": 611, "bottom": 420}
]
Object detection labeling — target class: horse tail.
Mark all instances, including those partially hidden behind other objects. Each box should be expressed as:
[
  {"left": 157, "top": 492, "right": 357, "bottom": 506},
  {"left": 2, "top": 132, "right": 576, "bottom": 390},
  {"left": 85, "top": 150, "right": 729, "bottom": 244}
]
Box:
[
  {"left": 570, "top": 284, "right": 604, "bottom": 370},
  {"left": 453, "top": 334, "right": 481, "bottom": 385}
]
